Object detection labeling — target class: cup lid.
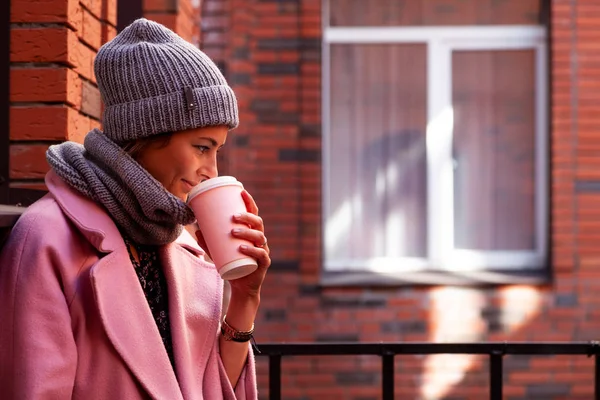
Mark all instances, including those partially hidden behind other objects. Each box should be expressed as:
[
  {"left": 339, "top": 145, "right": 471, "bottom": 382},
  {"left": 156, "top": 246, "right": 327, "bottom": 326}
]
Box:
[{"left": 187, "top": 176, "right": 243, "bottom": 203}]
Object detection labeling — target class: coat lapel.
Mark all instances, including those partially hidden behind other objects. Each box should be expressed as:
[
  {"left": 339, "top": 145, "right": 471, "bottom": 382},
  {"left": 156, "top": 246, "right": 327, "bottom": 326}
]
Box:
[
  {"left": 47, "top": 170, "right": 222, "bottom": 399},
  {"left": 90, "top": 249, "right": 184, "bottom": 400},
  {"left": 161, "top": 236, "right": 223, "bottom": 399}
]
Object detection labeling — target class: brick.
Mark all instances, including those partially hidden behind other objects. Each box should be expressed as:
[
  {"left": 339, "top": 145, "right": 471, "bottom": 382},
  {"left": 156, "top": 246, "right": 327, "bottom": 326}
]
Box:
[
  {"left": 12, "top": 106, "right": 67, "bottom": 141},
  {"left": 90, "top": 118, "right": 102, "bottom": 132},
  {"left": 145, "top": 0, "right": 178, "bottom": 12},
  {"left": 80, "top": 0, "right": 103, "bottom": 20},
  {"left": 202, "top": 46, "right": 226, "bottom": 60},
  {"left": 526, "top": 384, "right": 571, "bottom": 397},
  {"left": 575, "top": 180, "right": 600, "bottom": 192},
  {"left": 554, "top": 293, "right": 579, "bottom": 309},
  {"left": 79, "top": 7, "right": 103, "bottom": 50},
  {"left": 72, "top": 39, "right": 96, "bottom": 83},
  {"left": 258, "top": 63, "right": 299, "bottom": 75},
  {"left": 201, "top": 15, "right": 228, "bottom": 30},
  {"left": 10, "top": 68, "right": 81, "bottom": 107},
  {"left": 146, "top": 13, "right": 178, "bottom": 35},
  {"left": 204, "top": 0, "right": 227, "bottom": 14},
  {"left": 270, "top": 260, "right": 300, "bottom": 271},
  {"left": 202, "top": 31, "right": 226, "bottom": 46},
  {"left": 179, "top": 0, "right": 195, "bottom": 19},
  {"left": 264, "top": 309, "right": 287, "bottom": 321},
  {"left": 232, "top": 47, "right": 249, "bottom": 60},
  {"left": 10, "top": 28, "right": 70, "bottom": 64},
  {"left": 334, "top": 372, "right": 376, "bottom": 386},
  {"left": 102, "top": 23, "right": 118, "bottom": 44},
  {"left": 257, "top": 38, "right": 298, "bottom": 50},
  {"left": 380, "top": 320, "right": 426, "bottom": 334},
  {"left": 250, "top": 99, "right": 279, "bottom": 112},
  {"left": 104, "top": 0, "right": 118, "bottom": 26},
  {"left": 81, "top": 81, "right": 102, "bottom": 119},
  {"left": 11, "top": 106, "right": 90, "bottom": 143},
  {"left": 10, "top": 145, "right": 51, "bottom": 179},
  {"left": 70, "top": 112, "right": 96, "bottom": 143},
  {"left": 11, "top": 0, "right": 80, "bottom": 29},
  {"left": 278, "top": 149, "right": 319, "bottom": 162},
  {"left": 176, "top": 12, "right": 196, "bottom": 42}
]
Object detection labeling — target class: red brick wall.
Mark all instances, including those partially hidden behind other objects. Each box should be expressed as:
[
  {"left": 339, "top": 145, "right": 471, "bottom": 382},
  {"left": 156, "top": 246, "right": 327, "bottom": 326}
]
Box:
[
  {"left": 200, "top": 0, "right": 228, "bottom": 71},
  {"left": 144, "top": 0, "right": 198, "bottom": 44},
  {"left": 7, "top": 0, "right": 600, "bottom": 397},
  {"left": 9, "top": 0, "right": 117, "bottom": 191},
  {"left": 8, "top": 0, "right": 201, "bottom": 194},
  {"left": 204, "top": 0, "right": 600, "bottom": 399}
]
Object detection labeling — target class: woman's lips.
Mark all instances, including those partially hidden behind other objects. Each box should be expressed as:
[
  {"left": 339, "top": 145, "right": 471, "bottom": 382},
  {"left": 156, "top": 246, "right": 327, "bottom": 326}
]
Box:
[{"left": 182, "top": 179, "right": 197, "bottom": 192}]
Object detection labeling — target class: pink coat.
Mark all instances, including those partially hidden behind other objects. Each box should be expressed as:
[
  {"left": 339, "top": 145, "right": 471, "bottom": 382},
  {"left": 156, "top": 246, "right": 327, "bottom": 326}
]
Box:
[{"left": 0, "top": 171, "right": 257, "bottom": 399}]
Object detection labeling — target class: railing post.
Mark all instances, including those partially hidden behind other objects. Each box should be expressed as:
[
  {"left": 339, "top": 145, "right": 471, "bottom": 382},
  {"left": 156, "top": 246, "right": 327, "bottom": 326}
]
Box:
[
  {"left": 269, "top": 354, "right": 281, "bottom": 400},
  {"left": 489, "top": 350, "right": 503, "bottom": 400},
  {"left": 382, "top": 351, "right": 395, "bottom": 400}
]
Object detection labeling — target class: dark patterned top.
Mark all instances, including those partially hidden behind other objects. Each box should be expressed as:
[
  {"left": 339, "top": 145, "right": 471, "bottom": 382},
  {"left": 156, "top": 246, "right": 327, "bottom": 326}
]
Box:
[{"left": 123, "top": 236, "right": 175, "bottom": 370}]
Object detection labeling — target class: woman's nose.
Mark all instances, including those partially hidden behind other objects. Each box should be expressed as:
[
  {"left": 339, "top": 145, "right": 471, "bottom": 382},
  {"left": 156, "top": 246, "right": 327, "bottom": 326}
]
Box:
[{"left": 203, "top": 154, "right": 218, "bottom": 179}]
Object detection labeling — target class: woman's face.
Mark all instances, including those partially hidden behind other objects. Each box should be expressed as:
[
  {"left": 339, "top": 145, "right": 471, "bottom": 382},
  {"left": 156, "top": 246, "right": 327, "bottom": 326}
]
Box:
[{"left": 136, "top": 125, "right": 228, "bottom": 202}]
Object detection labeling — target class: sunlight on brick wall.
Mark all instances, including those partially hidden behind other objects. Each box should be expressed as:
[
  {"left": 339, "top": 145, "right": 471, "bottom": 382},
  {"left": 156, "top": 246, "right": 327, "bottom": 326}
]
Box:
[{"left": 421, "top": 286, "right": 542, "bottom": 399}]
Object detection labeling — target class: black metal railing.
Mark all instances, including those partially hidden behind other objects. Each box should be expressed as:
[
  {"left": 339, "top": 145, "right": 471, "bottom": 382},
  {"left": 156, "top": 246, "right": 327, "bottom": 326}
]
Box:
[{"left": 257, "top": 342, "right": 600, "bottom": 400}]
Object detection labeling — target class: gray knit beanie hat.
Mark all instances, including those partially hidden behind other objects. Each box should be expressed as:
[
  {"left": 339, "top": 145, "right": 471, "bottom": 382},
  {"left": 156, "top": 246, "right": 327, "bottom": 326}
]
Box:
[{"left": 94, "top": 18, "right": 238, "bottom": 143}]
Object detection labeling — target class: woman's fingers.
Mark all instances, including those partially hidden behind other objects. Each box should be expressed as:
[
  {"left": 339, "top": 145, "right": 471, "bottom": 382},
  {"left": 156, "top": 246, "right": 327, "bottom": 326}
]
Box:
[
  {"left": 235, "top": 190, "right": 266, "bottom": 247},
  {"left": 232, "top": 212, "right": 264, "bottom": 232},
  {"left": 239, "top": 243, "right": 271, "bottom": 269},
  {"left": 241, "top": 190, "right": 259, "bottom": 215},
  {"left": 231, "top": 227, "right": 267, "bottom": 250}
]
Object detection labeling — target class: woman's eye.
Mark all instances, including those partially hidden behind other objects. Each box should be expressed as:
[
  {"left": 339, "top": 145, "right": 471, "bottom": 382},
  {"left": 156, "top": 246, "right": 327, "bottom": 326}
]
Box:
[{"left": 195, "top": 145, "right": 210, "bottom": 153}]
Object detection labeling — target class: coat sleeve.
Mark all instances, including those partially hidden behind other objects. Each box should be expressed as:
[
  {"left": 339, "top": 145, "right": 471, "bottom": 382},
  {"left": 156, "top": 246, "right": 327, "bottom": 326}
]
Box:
[
  {"left": 0, "top": 212, "right": 78, "bottom": 399},
  {"left": 215, "top": 343, "right": 258, "bottom": 400},
  {"left": 232, "top": 346, "right": 258, "bottom": 399}
]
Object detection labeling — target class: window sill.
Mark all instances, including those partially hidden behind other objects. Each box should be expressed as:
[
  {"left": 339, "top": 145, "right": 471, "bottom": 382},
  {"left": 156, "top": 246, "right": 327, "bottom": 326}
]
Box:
[
  {"left": 0, "top": 205, "right": 25, "bottom": 228},
  {"left": 320, "top": 268, "right": 550, "bottom": 287}
]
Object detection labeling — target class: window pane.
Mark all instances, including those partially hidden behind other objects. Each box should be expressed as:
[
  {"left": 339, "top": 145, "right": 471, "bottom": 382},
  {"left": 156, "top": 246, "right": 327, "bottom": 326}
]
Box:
[
  {"left": 329, "top": 0, "right": 542, "bottom": 27},
  {"left": 452, "top": 50, "right": 536, "bottom": 251},
  {"left": 327, "top": 44, "right": 427, "bottom": 260}
]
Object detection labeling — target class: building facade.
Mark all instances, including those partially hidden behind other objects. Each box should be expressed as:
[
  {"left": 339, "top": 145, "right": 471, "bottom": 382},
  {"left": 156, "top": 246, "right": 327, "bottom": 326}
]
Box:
[{"left": 4, "top": 0, "right": 600, "bottom": 399}]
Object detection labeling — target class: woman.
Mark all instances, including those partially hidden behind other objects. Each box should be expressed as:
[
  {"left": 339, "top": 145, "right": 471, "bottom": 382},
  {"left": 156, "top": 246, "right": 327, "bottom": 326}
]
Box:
[{"left": 0, "top": 19, "right": 268, "bottom": 399}]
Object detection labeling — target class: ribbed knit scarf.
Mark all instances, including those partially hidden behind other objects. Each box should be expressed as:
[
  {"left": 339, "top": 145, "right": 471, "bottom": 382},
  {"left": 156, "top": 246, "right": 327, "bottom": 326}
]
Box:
[{"left": 46, "top": 129, "right": 196, "bottom": 245}]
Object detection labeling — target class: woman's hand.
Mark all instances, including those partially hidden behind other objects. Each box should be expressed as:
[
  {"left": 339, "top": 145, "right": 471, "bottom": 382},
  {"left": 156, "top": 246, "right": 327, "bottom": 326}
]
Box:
[
  {"left": 227, "top": 189, "right": 271, "bottom": 299},
  {"left": 195, "top": 189, "right": 271, "bottom": 299},
  {"left": 202, "top": 189, "right": 270, "bottom": 387}
]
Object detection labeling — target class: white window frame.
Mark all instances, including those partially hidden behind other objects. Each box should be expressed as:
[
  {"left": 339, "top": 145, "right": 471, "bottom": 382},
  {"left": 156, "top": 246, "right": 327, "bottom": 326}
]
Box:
[{"left": 322, "top": 24, "right": 548, "bottom": 273}]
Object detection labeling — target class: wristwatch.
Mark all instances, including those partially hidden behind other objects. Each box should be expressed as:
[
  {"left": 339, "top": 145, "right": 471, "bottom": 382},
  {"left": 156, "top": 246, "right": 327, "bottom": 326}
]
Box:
[{"left": 221, "top": 315, "right": 255, "bottom": 343}]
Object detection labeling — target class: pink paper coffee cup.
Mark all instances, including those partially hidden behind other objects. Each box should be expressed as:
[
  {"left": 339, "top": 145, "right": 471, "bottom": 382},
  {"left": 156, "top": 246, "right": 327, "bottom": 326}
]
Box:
[{"left": 187, "top": 176, "right": 258, "bottom": 280}]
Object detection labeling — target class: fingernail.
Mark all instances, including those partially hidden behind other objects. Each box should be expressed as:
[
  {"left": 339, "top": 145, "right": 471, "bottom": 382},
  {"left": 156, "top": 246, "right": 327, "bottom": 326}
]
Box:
[
  {"left": 233, "top": 213, "right": 242, "bottom": 218},
  {"left": 240, "top": 244, "right": 248, "bottom": 250},
  {"left": 232, "top": 228, "right": 241, "bottom": 234}
]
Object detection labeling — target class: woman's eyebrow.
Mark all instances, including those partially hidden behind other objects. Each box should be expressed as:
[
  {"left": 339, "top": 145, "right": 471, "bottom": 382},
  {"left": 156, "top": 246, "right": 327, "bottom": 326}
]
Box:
[{"left": 197, "top": 137, "right": 218, "bottom": 147}]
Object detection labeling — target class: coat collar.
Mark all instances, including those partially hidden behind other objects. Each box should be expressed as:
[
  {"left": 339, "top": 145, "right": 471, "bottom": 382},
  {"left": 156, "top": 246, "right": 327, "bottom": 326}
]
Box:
[
  {"left": 46, "top": 170, "right": 124, "bottom": 253},
  {"left": 45, "top": 170, "right": 205, "bottom": 256}
]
